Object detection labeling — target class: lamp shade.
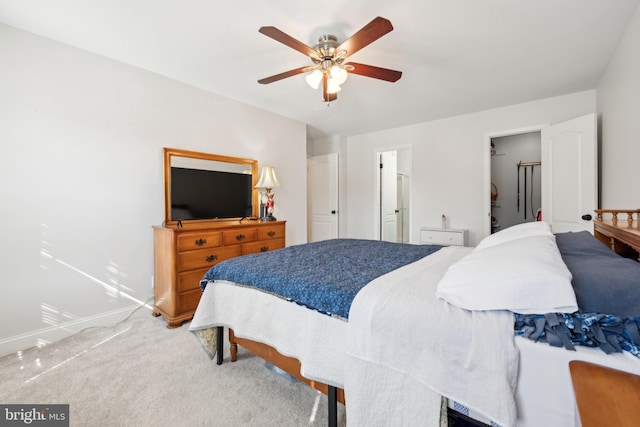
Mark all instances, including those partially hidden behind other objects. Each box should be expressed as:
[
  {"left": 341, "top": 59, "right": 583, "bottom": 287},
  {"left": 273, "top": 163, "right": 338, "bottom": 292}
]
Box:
[
  {"left": 255, "top": 166, "right": 281, "bottom": 189},
  {"left": 330, "top": 65, "right": 348, "bottom": 85},
  {"left": 305, "top": 69, "right": 323, "bottom": 90},
  {"left": 326, "top": 78, "right": 342, "bottom": 94}
]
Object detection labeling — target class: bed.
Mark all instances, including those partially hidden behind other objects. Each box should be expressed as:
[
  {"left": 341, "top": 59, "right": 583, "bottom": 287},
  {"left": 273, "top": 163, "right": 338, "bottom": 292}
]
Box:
[{"left": 189, "top": 216, "right": 640, "bottom": 427}]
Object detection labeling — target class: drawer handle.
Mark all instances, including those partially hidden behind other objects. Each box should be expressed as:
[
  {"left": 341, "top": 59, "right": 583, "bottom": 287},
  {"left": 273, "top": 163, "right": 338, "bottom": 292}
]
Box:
[
  {"left": 195, "top": 238, "right": 207, "bottom": 246},
  {"left": 205, "top": 254, "right": 218, "bottom": 263},
  {"left": 235, "top": 234, "right": 245, "bottom": 241},
  {"left": 267, "top": 231, "right": 276, "bottom": 237},
  {"left": 260, "top": 246, "right": 269, "bottom": 253}
]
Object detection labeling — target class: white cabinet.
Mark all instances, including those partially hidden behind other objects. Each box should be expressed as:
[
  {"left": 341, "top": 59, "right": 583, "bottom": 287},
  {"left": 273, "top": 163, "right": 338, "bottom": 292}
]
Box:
[{"left": 420, "top": 227, "right": 467, "bottom": 247}]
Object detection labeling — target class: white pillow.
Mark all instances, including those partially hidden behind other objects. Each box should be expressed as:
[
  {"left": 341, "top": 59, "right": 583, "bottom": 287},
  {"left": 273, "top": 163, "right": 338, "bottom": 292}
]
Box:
[
  {"left": 475, "top": 221, "right": 552, "bottom": 250},
  {"left": 435, "top": 234, "right": 577, "bottom": 314}
]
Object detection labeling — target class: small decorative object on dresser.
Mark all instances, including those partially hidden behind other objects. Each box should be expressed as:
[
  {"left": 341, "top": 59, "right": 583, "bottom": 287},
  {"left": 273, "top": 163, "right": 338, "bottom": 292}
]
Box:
[
  {"left": 153, "top": 220, "right": 286, "bottom": 328},
  {"left": 255, "top": 166, "right": 281, "bottom": 221}
]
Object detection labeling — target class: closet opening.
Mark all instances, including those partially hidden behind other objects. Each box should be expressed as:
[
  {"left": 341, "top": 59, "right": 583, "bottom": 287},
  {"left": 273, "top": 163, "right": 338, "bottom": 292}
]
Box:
[{"left": 490, "top": 131, "right": 541, "bottom": 233}]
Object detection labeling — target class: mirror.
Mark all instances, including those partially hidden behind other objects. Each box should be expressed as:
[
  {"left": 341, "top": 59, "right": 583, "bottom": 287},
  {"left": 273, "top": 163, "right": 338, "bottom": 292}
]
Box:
[{"left": 163, "top": 147, "right": 258, "bottom": 225}]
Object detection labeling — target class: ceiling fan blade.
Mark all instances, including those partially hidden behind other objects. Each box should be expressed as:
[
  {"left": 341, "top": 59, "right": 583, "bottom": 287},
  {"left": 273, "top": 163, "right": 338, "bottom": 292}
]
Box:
[
  {"left": 322, "top": 73, "right": 338, "bottom": 102},
  {"left": 258, "top": 66, "right": 311, "bottom": 84},
  {"left": 347, "top": 62, "right": 402, "bottom": 82},
  {"left": 336, "top": 17, "right": 394, "bottom": 58},
  {"left": 259, "top": 26, "right": 320, "bottom": 60}
]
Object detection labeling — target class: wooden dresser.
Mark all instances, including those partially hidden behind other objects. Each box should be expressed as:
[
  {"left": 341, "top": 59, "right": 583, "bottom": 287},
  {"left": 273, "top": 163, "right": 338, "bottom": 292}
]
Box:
[{"left": 153, "top": 220, "right": 286, "bottom": 327}]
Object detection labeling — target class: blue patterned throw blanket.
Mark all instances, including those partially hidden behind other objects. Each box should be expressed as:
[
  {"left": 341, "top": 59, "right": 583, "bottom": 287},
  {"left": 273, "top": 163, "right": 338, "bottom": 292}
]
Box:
[
  {"left": 515, "top": 313, "right": 640, "bottom": 358},
  {"left": 201, "top": 238, "right": 443, "bottom": 319}
]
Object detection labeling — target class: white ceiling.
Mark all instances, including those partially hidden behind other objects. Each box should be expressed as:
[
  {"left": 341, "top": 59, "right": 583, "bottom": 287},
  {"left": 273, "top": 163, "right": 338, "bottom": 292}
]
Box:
[{"left": 1, "top": 0, "right": 638, "bottom": 138}]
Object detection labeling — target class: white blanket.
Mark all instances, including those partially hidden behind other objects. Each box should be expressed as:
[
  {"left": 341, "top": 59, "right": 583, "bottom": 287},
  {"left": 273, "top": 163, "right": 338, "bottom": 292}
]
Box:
[
  {"left": 345, "top": 246, "right": 519, "bottom": 427},
  {"left": 190, "top": 280, "right": 347, "bottom": 388}
]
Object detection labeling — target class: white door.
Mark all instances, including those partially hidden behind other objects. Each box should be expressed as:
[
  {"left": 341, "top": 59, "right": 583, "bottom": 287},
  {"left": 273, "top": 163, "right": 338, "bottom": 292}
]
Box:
[
  {"left": 396, "top": 173, "right": 411, "bottom": 243},
  {"left": 541, "top": 113, "right": 597, "bottom": 233},
  {"left": 309, "top": 153, "right": 339, "bottom": 242},
  {"left": 380, "top": 151, "right": 398, "bottom": 242}
]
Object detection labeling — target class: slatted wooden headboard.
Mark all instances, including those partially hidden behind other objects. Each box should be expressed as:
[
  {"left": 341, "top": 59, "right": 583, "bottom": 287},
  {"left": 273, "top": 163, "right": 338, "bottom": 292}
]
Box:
[{"left": 593, "top": 209, "right": 640, "bottom": 261}]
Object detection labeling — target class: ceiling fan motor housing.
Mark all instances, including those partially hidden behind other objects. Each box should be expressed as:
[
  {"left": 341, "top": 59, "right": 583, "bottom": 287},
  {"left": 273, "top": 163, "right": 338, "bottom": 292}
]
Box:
[{"left": 314, "top": 35, "right": 341, "bottom": 63}]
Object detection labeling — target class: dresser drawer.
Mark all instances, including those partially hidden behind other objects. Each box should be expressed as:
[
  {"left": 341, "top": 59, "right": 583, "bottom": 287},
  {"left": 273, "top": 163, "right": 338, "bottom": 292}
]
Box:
[
  {"left": 177, "top": 267, "right": 210, "bottom": 293},
  {"left": 420, "top": 228, "right": 467, "bottom": 246},
  {"left": 242, "top": 238, "right": 285, "bottom": 255},
  {"left": 177, "top": 289, "right": 202, "bottom": 315},
  {"left": 257, "top": 224, "right": 286, "bottom": 240},
  {"left": 178, "top": 245, "right": 241, "bottom": 271},
  {"left": 177, "top": 231, "right": 222, "bottom": 252},
  {"left": 153, "top": 221, "right": 286, "bottom": 328},
  {"left": 222, "top": 228, "right": 257, "bottom": 246}
]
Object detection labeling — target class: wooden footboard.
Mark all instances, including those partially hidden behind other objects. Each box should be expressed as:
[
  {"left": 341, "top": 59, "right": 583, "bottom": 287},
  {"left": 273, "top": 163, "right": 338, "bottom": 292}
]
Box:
[{"left": 227, "top": 328, "right": 346, "bottom": 405}]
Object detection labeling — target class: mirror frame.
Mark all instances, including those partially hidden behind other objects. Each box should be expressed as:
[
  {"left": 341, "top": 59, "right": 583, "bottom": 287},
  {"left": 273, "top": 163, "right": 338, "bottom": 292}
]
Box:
[{"left": 163, "top": 147, "right": 259, "bottom": 226}]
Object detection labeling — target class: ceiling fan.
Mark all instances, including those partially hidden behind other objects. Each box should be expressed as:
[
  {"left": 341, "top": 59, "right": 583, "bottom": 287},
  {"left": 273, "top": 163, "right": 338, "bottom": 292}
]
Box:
[{"left": 257, "top": 16, "right": 402, "bottom": 103}]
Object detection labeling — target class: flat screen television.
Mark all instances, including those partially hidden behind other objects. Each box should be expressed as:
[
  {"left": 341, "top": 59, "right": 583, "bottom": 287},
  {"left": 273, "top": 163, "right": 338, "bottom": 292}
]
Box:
[{"left": 170, "top": 167, "right": 253, "bottom": 220}]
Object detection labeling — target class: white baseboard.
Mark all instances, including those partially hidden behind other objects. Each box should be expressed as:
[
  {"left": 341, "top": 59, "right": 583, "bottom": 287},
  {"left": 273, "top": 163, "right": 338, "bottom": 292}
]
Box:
[{"left": 0, "top": 304, "right": 151, "bottom": 357}]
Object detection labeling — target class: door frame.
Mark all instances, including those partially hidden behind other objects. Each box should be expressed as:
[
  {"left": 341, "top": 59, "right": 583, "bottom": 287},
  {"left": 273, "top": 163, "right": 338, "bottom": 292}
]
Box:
[{"left": 483, "top": 124, "right": 548, "bottom": 237}]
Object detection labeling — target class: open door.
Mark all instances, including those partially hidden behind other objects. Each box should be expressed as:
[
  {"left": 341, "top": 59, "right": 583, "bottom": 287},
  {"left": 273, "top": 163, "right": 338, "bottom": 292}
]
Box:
[
  {"left": 380, "top": 151, "right": 398, "bottom": 242},
  {"left": 541, "top": 113, "right": 597, "bottom": 233},
  {"left": 309, "top": 153, "right": 339, "bottom": 242}
]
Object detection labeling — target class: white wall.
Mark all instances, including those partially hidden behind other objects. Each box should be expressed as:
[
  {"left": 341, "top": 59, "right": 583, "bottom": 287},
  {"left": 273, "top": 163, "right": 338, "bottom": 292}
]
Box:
[
  {"left": 0, "top": 24, "right": 307, "bottom": 356},
  {"left": 344, "top": 91, "right": 596, "bottom": 246},
  {"left": 597, "top": 3, "right": 640, "bottom": 208},
  {"left": 312, "top": 2, "right": 640, "bottom": 245}
]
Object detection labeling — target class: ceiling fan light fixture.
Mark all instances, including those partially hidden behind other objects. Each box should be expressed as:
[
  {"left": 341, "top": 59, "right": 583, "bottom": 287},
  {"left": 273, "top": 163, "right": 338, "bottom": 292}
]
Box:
[
  {"left": 305, "top": 69, "right": 323, "bottom": 89},
  {"left": 326, "top": 78, "right": 341, "bottom": 94},
  {"left": 330, "top": 65, "right": 348, "bottom": 85}
]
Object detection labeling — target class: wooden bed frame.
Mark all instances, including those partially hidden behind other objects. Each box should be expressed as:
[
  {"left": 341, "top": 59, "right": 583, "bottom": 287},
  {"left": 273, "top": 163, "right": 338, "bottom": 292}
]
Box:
[
  {"left": 214, "top": 326, "right": 344, "bottom": 427},
  {"left": 570, "top": 360, "right": 640, "bottom": 427}
]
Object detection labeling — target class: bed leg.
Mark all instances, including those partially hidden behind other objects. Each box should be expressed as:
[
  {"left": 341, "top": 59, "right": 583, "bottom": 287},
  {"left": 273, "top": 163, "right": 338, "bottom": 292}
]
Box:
[
  {"left": 216, "top": 326, "right": 223, "bottom": 365},
  {"left": 229, "top": 329, "right": 238, "bottom": 362},
  {"left": 328, "top": 385, "right": 338, "bottom": 427}
]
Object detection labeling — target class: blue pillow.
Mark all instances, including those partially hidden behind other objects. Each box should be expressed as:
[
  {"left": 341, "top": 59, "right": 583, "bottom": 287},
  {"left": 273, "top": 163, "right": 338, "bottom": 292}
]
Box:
[{"left": 555, "top": 231, "right": 640, "bottom": 317}]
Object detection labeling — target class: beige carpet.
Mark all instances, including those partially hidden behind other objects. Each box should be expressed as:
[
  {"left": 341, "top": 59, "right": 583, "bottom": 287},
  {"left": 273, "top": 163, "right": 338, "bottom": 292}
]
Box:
[{"left": 0, "top": 306, "right": 346, "bottom": 426}]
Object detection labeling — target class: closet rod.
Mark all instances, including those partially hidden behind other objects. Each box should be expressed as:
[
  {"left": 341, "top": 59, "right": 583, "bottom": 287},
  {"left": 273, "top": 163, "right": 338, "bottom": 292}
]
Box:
[{"left": 517, "top": 161, "right": 542, "bottom": 167}]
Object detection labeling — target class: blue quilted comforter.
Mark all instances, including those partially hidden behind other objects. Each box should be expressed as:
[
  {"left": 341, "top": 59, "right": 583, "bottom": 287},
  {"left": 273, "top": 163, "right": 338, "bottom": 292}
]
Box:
[{"left": 201, "top": 238, "right": 443, "bottom": 319}]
